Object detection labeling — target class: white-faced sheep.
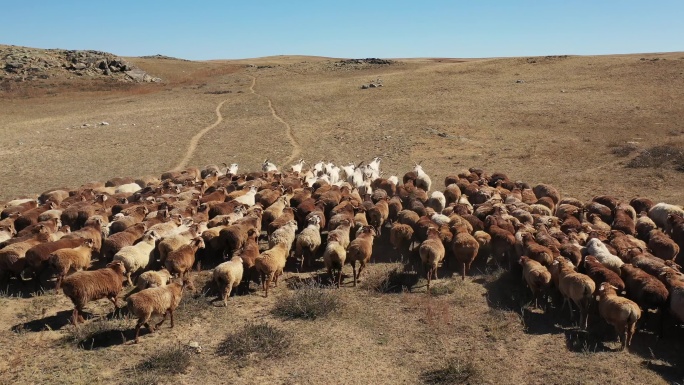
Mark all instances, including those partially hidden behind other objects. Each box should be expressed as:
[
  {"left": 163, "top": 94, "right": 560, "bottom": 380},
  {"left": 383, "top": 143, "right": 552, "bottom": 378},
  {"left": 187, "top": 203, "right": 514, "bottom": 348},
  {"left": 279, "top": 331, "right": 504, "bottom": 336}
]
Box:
[
  {"left": 61, "top": 261, "right": 127, "bottom": 324},
  {"left": 126, "top": 278, "right": 192, "bottom": 343},
  {"left": 165, "top": 238, "right": 205, "bottom": 279},
  {"left": 49, "top": 238, "right": 95, "bottom": 291},
  {"left": 113, "top": 231, "right": 160, "bottom": 286},
  {"left": 262, "top": 159, "right": 278, "bottom": 173},
  {"left": 596, "top": 282, "right": 641, "bottom": 350},
  {"left": 213, "top": 256, "right": 244, "bottom": 306},
  {"left": 346, "top": 225, "right": 377, "bottom": 286},
  {"left": 232, "top": 186, "right": 259, "bottom": 207},
  {"left": 295, "top": 215, "right": 322, "bottom": 270}
]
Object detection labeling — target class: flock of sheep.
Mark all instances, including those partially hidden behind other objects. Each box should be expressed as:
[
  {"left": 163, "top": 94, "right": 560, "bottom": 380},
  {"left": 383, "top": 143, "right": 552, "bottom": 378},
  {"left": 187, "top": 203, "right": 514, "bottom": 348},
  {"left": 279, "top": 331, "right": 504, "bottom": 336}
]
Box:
[{"left": 1, "top": 157, "right": 683, "bottom": 349}]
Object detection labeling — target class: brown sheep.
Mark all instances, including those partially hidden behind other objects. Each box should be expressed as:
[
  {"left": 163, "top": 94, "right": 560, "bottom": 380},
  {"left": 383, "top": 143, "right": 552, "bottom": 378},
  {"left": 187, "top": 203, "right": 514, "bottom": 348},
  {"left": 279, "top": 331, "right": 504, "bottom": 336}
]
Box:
[
  {"left": 127, "top": 278, "right": 191, "bottom": 343},
  {"left": 390, "top": 223, "right": 414, "bottom": 262},
  {"left": 61, "top": 261, "right": 127, "bottom": 324},
  {"left": 596, "top": 282, "right": 641, "bottom": 351},
  {"left": 255, "top": 242, "right": 289, "bottom": 297},
  {"left": 519, "top": 256, "right": 552, "bottom": 308},
  {"left": 102, "top": 222, "right": 147, "bottom": 261},
  {"left": 24, "top": 236, "right": 86, "bottom": 285},
  {"left": 346, "top": 226, "right": 377, "bottom": 286},
  {"left": 532, "top": 184, "right": 560, "bottom": 205},
  {"left": 451, "top": 224, "right": 480, "bottom": 280},
  {"left": 50, "top": 238, "right": 95, "bottom": 291},
  {"left": 630, "top": 197, "right": 655, "bottom": 216},
  {"left": 648, "top": 229, "right": 680, "bottom": 261},
  {"left": 612, "top": 207, "right": 636, "bottom": 236},
  {"left": 583, "top": 255, "right": 626, "bottom": 294},
  {"left": 549, "top": 257, "right": 595, "bottom": 329},
  {"left": 419, "top": 227, "right": 446, "bottom": 288},
  {"left": 366, "top": 197, "right": 389, "bottom": 235},
  {"left": 165, "top": 238, "right": 205, "bottom": 279},
  {"left": 620, "top": 264, "right": 669, "bottom": 334},
  {"left": 236, "top": 228, "right": 260, "bottom": 289},
  {"left": 521, "top": 233, "right": 554, "bottom": 267}
]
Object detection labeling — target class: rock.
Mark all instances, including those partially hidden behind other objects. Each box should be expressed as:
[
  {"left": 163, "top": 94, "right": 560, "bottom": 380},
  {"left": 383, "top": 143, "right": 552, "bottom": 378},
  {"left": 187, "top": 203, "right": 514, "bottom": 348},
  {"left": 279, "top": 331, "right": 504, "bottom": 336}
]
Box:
[
  {"left": 186, "top": 341, "right": 202, "bottom": 354},
  {"left": 99, "top": 122, "right": 109, "bottom": 126},
  {"left": 515, "top": 79, "right": 525, "bottom": 84},
  {"left": 125, "top": 68, "right": 147, "bottom": 82},
  {"left": 72, "top": 62, "right": 87, "bottom": 70},
  {"left": 361, "top": 84, "right": 369, "bottom": 89}
]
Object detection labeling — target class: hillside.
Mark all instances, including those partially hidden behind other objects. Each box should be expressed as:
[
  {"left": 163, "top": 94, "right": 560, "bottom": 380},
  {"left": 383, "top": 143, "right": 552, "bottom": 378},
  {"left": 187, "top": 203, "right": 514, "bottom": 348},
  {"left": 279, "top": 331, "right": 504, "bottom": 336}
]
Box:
[{"left": 0, "top": 47, "right": 683, "bottom": 384}]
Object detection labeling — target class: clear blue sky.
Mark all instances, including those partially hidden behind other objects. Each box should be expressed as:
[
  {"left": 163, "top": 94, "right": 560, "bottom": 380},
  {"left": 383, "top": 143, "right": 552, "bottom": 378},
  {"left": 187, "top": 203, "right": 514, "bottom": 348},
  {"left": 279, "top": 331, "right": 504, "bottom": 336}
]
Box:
[{"left": 2, "top": 1, "right": 681, "bottom": 60}]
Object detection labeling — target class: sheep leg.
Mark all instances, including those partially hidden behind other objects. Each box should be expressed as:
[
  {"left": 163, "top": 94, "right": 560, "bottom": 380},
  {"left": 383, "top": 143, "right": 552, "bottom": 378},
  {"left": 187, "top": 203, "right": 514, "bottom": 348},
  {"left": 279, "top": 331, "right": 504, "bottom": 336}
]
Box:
[
  {"left": 170, "top": 308, "right": 174, "bottom": 328},
  {"left": 71, "top": 308, "right": 80, "bottom": 325},
  {"left": 461, "top": 262, "right": 466, "bottom": 281},
  {"left": 626, "top": 320, "right": 637, "bottom": 348},
  {"left": 616, "top": 324, "right": 626, "bottom": 350},
  {"left": 351, "top": 262, "right": 358, "bottom": 287},
  {"left": 155, "top": 310, "right": 169, "bottom": 329},
  {"left": 223, "top": 286, "right": 232, "bottom": 307},
  {"left": 54, "top": 275, "right": 63, "bottom": 293},
  {"left": 126, "top": 272, "right": 133, "bottom": 287},
  {"left": 357, "top": 262, "right": 366, "bottom": 283},
  {"left": 108, "top": 295, "right": 119, "bottom": 309},
  {"left": 337, "top": 269, "right": 343, "bottom": 288},
  {"left": 134, "top": 321, "right": 144, "bottom": 344}
]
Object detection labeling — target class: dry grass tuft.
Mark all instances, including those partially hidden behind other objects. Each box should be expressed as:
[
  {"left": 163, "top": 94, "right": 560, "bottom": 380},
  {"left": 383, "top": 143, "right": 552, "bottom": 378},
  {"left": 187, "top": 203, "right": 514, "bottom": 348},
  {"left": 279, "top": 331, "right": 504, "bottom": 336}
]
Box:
[
  {"left": 627, "top": 143, "right": 684, "bottom": 171},
  {"left": 216, "top": 322, "right": 291, "bottom": 362},
  {"left": 360, "top": 263, "right": 420, "bottom": 293},
  {"left": 272, "top": 281, "right": 342, "bottom": 320},
  {"left": 421, "top": 359, "right": 480, "bottom": 384},
  {"left": 124, "top": 344, "right": 192, "bottom": 385},
  {"left": 608, "top": 141, "right": 639, "bottom": 157},
  {"left": 63, "top": 316, "right": 131, "bottom": 349}
]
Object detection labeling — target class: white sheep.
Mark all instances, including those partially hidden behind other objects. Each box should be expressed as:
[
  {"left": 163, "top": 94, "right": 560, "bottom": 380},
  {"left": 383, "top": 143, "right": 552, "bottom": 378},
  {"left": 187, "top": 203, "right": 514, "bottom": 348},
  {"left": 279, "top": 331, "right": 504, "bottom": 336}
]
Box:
[
  {"left": 648, "top": 203, "right": 684, "bottom": 232},
  {"left": 227, "top": 163, "right": 239, "bottom": 175},
  {"left": 262, "top": 159, "right": 278, "bottom": 172},
  {"left": 295, "top": 215, "right": 322, "bottom": 270},
  {"left": 341, "top": 163, "right": 356, "bottom": 182},
  {"left": 290, "top": 159, "right": 305, "bottom": 173},
  {"left": 427, "top": 191, "right": 446, "bottom": 213},
  {"left": 414, "top": 164, "right": 432, "bottom": 192},
  {"left": 113, "top": 231, "right": 160, "bottom": 286},
  {"left": 268, "top": 220, "right": 298, "bottom": 255},
  {"left": 114, "top": 182, "right": 143, "bottom": 194},
  {"left": 232, "top": 186, "right": 258, "bottom": 207},
  {"left": 213, "top": 256, "right": 244, "bottom": 306},
  {"left": 388, "top": 175, "right": 399, "bottom": 185},
  {"left": 585, "top": 238, "right": 624, "bottom": 274}
]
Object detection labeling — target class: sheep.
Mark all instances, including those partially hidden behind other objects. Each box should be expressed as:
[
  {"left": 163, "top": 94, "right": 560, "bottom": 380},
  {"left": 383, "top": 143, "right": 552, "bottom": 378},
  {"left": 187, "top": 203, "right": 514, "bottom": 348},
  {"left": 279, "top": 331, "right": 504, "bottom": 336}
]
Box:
[
  {"left": 268, "top": 220, "right": 298, "bottom": 255},
  {"left": 165, "top": 238, "right": 205, "bottom": 279},
  {"left": 262, "top": 195, "right": 290, "bottom": 230},
  {"left": 113, "top": 231, "right": 160, "bottom": 286},
  {"left": 596, "top": 282, "right": 641, "bottom": 351},
  {"left": 232, "top": 228, "right": 260, "bottom": 290},
  {"left": 450, "top": 224, "right": 480, "bottom": 280},
  {"left": 521, "top": 233, "right": 554, "bottom": 267},
  {"left": 102, "top": 222, "right": 147, "bottom": 261},
  {"left": 61, "top": 261, "right": 127, "bottom": 324},
  {"left": 295, "top": 215, "right": 322, "bottom": 270},
  {"left": 659, "top": 267, "right": 684, "bottom": 324},
  {"left": 549, "top": 257, "right": 595, "bottom": 329},
  {"left": 49, "top": 238, "right": 95, "bottom": 291},
  {"left": 583, "top": 255, "right": 626, "bottom": 293},
  {"left": 636, "top": 212, "right": 657, "bottom": 242},
  {"left": 135, "top": 268, "right": 172, "bottom": 290},
  {"left": 290, "top": 159, "right": 305, "bottom": 173},
  {"left": 0, "top": 227, "right": 52, "bottom": 284},
  {"left": 213, "top": 256, "right": 244, "bottom": 306},
  {"left": 648, "top": 229, "right": 680, "bottom": 261},
  {"left": 346, "top": 226, "right": 377, "bottom": 286},
  {"left": 620, "top": 264, "right": 669, "bottom": 314},
  {"left": 366, "top": 197, "right": 389, "bottom": 235},
  {"left": 419, "top": 227, "right": 445, "bottom": 289},
  {"left": 323, "top": 233, "right": 347, "bottom": 288},
  {"left": 231, "top": 186, "right": 258, "bottom": 207},
  {"left": 390, "top": 223, "right": 414, "bottom": 262},
  {"left": 262, "top": 159, "right": 278, "bottom": 173},
  {"left": 157, "top": 222, "right": 208, "bottom": 264},
  {"left": 255, "top": 242, "right": 289, "bottom": 297},
  {"left": 24, "top": 236, "right": 86, "bottom": 285},
  {"left": 612, "top": 207, "right": 636, "bottom": 236},
  {"left": 207, "top": 205, "right": 246, "bottom": 228},
  {"left": 413, "top": 164, "right": 432, "bottom": 192},
  {"left": 585, "top": 238, "right": 624, "bottom": 274},
  {"left": 519, "top": 256, "right": 552, "bottom": 308},
  {"left": 532, "top": 184, "right": 560, "bottom": 205},
  {"left": 631, "top": 252, "right": 680, "bottom": 277},
  {"left": 126, "top": 278, "right": 191, "bottom": 343},
  {"left": 0, "top": 222, "right": 17, "bottom": 244},
  {"left": 649, "top": 203, "right": 684, "bottom": 232}
]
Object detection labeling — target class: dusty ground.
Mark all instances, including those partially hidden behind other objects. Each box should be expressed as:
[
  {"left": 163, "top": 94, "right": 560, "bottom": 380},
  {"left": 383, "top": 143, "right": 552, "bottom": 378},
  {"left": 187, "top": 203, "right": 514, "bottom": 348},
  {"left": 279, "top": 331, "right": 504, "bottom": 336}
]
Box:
[{"left": 1, "top": 51, "right": 684, "bottom": 384}]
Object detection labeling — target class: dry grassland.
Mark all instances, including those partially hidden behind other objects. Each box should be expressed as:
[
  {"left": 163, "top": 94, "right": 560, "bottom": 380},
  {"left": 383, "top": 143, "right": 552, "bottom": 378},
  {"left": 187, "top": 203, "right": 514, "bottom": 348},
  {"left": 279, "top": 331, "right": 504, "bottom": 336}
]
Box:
[{"left": 0, "top": 52, "right": 683, "bottom": 384}]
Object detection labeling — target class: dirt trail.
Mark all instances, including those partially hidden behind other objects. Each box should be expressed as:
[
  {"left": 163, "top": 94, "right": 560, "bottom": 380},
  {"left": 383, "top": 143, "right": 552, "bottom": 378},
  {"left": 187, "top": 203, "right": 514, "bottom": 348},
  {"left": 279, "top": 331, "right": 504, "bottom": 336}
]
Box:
[
  {"left": 247, "top": 75, "right": 301, "bottom": 166},
  {"left": 172, "top": 93, "right": 236, "bottom": 171}
]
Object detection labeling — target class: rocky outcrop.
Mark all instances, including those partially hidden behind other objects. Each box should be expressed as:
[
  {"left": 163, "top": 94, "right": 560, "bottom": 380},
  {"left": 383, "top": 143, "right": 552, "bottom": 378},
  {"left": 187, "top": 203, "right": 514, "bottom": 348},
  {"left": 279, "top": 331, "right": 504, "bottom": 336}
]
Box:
[{"left": 0, "top": 45, "right": 160, "bottom": 83}]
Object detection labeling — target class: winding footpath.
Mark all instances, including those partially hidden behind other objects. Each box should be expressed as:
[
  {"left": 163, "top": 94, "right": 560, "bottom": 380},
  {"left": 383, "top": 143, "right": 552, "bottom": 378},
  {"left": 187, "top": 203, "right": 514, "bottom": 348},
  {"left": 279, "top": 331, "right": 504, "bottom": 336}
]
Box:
[{"left": 247, "top": 75, "right": 302, "bottom": 165}]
